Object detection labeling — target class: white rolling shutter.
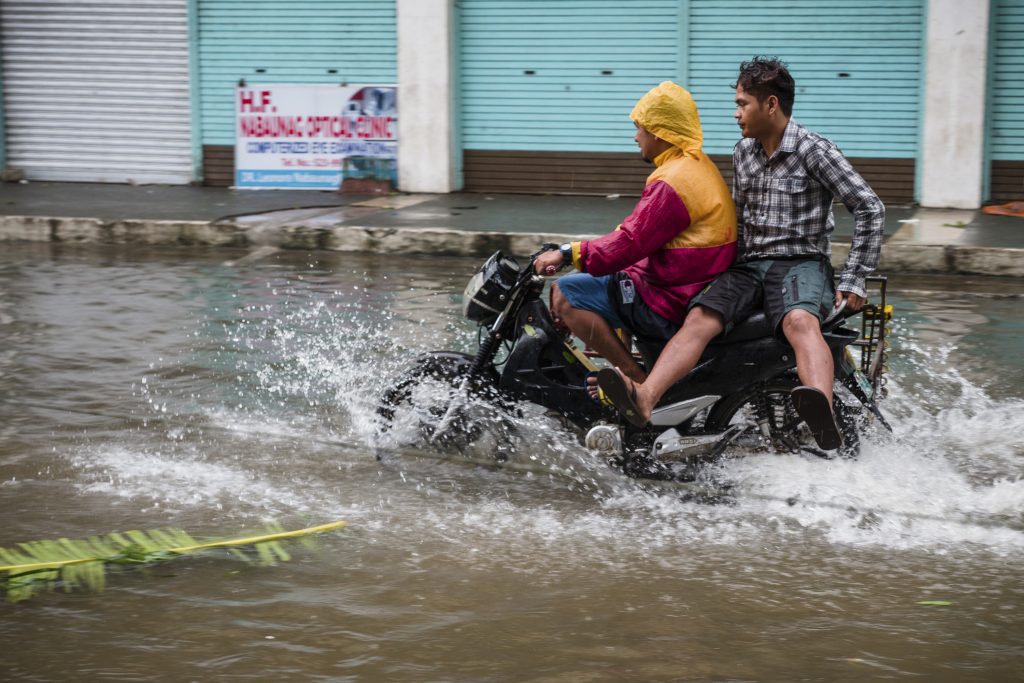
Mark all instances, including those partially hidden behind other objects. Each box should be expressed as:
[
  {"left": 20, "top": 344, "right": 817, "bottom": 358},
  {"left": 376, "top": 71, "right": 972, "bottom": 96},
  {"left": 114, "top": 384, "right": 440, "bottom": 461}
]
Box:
[{"left": 0, "top": 0, "right": 193, "bottom": 184}]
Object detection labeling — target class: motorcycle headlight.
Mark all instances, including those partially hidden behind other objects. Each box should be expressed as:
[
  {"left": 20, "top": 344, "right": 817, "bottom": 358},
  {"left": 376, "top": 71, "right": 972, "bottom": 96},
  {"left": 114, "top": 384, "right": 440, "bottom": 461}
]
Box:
[{"left": 462, "top": 251, "right": 520, "bottom": 324}]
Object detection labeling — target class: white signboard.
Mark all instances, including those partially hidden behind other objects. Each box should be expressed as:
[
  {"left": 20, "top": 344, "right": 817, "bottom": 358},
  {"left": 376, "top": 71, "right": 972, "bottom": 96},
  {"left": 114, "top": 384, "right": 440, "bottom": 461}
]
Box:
[{"left": 235, "top": 84, "right": 397, "bottom": 189}]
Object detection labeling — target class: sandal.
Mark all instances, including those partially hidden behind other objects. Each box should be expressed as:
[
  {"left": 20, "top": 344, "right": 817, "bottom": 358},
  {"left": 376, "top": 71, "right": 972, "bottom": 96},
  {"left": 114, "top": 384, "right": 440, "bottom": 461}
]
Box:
[
  {"left": 790, "top": 385, "right": 843, "bottom": 450},
  {"left": 596, "top": 367, "right": 648, "bottom": 427}
]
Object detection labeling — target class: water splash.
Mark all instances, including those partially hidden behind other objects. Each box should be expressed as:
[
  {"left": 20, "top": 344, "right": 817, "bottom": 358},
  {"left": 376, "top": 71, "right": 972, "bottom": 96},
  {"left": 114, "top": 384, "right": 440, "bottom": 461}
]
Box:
[
  {"left": 353, "top": 309, "right": 1024, "bottom": 556},
  {"left": 65, "top": 271, "right": 1024, "bottom": 558}
]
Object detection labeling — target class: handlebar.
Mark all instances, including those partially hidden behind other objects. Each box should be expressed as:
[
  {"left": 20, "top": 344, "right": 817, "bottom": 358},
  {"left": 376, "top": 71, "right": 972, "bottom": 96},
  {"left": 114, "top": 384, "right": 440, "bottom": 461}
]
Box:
[
  {"left": 529, "top": 243, "right": 568, "bottom": 278},
  {"left": 532, "top": 243, "right": 561, "bottom": 258}
]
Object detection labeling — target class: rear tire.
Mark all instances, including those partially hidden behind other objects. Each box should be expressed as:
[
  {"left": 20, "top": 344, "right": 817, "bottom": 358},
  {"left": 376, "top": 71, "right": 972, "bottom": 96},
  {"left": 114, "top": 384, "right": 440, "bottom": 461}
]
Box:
[{"left": 704, "top": 377, "right": 860, "bottom": 458}]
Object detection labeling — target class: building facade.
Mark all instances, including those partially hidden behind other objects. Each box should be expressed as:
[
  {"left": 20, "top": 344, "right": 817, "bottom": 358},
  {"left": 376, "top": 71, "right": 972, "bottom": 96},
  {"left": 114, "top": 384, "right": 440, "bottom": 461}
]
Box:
[{"left": 0, "top": 0, "right": 1018, "bottom": 207}]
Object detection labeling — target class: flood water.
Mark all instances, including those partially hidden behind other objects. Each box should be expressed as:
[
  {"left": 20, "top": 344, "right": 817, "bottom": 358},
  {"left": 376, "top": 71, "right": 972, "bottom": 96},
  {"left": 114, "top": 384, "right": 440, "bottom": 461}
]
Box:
[{"left": 1, "top": 243, "right": 1022, "bottom": 682}]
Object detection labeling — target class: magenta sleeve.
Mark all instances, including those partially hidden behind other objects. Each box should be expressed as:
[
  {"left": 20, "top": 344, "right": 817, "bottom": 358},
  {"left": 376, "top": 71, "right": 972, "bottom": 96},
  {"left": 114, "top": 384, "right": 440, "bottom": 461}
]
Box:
[{"left": 580, "top": 180, "right": 691, "bottom": 276}]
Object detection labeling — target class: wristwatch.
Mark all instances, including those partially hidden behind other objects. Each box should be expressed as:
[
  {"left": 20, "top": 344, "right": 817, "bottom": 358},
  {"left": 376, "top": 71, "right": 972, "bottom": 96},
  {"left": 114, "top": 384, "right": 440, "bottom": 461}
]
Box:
[{"left": 559, "top": 242, "right": 573, "bottom": 266}]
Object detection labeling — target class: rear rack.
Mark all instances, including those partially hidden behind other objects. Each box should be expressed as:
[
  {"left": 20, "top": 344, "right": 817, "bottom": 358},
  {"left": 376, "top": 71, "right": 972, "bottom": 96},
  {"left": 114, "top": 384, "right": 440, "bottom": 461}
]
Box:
[{"left": 851, "top": 275, "right": 893, "bottom": 396}]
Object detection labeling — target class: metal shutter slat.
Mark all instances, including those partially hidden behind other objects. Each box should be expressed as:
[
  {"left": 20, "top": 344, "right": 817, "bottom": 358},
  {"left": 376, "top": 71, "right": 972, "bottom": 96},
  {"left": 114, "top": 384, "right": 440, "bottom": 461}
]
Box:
[
  {"left": 1, "top": 0, "right": 193, "bottom": 183},
  {"left": 459, "top": 0, "right": 679, "bottom": 154},
  {"left": 197, "top": 0, "right": 397, "bottom": 146}
]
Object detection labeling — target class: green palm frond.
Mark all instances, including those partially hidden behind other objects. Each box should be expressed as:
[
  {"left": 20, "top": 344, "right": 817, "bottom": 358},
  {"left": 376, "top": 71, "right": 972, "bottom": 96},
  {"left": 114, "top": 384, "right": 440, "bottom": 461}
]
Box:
[{"left": 0, "top": 520, "right": 346, "bottom": 603}]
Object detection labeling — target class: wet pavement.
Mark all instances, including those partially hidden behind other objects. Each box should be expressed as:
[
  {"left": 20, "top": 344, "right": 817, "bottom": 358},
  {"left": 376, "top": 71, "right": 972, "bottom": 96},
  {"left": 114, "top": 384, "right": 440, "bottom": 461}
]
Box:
[
  {"left": 0, "top": 181, "right": 368, "bottom": 223},
  {"left": 1, "top": 179, "right": 1023, "bottom": 247},
  {"left": 1, "top": 181, "right": 1022, "bottom": 282}
]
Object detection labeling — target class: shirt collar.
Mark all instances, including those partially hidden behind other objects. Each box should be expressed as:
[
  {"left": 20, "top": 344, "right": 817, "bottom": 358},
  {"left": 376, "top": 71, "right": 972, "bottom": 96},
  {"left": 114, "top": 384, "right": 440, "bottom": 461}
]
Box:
[
  {"left": 778, "top": 118, "right": 801, "bottom": 153},
  {"left": 754, "top": 118, "right": 800, "bottom": 160}
]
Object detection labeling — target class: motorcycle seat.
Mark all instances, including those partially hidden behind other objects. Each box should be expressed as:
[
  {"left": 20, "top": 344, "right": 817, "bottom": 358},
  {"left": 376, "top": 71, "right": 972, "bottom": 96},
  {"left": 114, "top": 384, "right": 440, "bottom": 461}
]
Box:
[{"left": 711, "top": 311, "right": 773, "bottom": 345}]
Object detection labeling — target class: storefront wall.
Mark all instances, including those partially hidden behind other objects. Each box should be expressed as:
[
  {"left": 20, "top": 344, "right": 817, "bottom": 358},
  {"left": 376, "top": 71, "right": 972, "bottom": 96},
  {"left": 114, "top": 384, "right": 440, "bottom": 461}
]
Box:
[
  {"left": 196, "top": 0, "right": 396, "bottom": 185},
  {"left": 458, "top": 0, "right": 924, "bottom": 204},
  {"left": 988, "top": 0, "right": 1024, "bottom": 202},
  {"left": 687, "top": 0, "right": 923, "bottom": 203},
  {"left": 459, "top": 0, "right": 680, "bottom": 195},
  {"left": 0, "top": 0, "right": 1003, "bottom": 203}
]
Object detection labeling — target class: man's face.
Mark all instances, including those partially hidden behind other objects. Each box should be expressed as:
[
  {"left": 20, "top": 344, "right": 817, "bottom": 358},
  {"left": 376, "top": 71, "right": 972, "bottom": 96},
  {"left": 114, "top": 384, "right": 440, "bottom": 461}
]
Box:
[
  {"left": 734, "top": 85, "right": 772, "bottom": 138},
  {"left": 634, "top": 123, "right": 668, "bottom": 162}
]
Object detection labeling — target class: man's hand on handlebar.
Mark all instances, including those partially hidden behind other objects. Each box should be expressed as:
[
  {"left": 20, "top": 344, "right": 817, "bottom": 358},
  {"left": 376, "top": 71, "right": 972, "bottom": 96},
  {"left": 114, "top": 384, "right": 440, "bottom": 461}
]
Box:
[
  {"left": 835, "top": 289, "right": 868, "bottom": 312},
  {"left": 533, "top": 249, "right": 565, "bottom": 277}
]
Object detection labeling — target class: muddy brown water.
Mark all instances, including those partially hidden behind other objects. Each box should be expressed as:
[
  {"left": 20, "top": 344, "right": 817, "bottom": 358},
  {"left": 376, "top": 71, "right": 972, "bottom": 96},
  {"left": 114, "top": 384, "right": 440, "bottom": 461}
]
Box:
[{"left": 1, "top": 243, "right": 1021, "bottom": 682}]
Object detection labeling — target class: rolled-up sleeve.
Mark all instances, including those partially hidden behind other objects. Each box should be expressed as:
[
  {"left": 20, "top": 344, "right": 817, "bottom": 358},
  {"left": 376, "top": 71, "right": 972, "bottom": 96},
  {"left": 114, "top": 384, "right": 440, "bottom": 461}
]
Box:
[{"left": 808, "top": 144, "right": 885, "bottom": 297}]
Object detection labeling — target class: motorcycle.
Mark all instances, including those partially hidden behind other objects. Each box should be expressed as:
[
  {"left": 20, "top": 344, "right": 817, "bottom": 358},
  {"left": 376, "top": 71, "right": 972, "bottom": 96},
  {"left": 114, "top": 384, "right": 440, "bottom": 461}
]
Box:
[{"left": 377, "top": 246, "right": 893, "bottom": 482}]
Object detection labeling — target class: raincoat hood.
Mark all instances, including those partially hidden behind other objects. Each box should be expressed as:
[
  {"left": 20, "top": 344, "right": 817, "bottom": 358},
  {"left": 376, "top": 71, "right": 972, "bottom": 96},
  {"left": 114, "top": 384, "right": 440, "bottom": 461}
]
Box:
[{"left": 630, "top": 81, "right": 703, "bottom": 154}]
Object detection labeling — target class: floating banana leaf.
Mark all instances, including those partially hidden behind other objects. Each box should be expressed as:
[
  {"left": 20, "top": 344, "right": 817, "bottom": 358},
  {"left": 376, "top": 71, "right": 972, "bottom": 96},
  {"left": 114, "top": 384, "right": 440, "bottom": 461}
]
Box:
[{"left": 0, "top": 520, "right": 346, "bottom": 603}]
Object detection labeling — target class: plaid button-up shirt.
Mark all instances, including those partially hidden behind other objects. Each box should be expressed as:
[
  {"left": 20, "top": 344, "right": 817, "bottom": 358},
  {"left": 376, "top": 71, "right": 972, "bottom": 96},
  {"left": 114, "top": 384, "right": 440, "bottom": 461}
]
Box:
[{"left": 732, "top": 119, "right": 885, "bottom": 297}]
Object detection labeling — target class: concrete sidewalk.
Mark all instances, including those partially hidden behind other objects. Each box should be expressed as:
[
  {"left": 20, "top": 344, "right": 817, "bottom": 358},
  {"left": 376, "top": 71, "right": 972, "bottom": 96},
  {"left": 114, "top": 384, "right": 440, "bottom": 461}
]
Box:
[{"left": 1, "top": 181, "right": 1022, "bottom": 277}]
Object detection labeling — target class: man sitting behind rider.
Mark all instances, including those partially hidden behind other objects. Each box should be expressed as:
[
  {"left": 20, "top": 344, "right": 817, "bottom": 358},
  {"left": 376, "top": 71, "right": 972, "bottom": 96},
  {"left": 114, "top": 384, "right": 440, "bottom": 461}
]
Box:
[
  {"left": 533, "top": 81, "right": 737, "bottom": 386},
  {"left": 597, "top": 57, "right": 885, "bottom": 449}
]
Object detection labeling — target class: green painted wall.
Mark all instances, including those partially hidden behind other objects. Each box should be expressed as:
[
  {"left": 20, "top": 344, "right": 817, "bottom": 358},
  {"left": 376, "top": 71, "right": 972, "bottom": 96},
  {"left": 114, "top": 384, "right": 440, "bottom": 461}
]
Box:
[
  {"left": 989, "top": 0, "right": 1024, "bottom": 161},
  {"left": 460, "top": 0, "right": 924, "bottom": 159},
  {"left": 197, "top": 0, "right": 397, "bottom": 146},
  {"left": 460, "top": 0, "right": 680, "bottom": 152}
]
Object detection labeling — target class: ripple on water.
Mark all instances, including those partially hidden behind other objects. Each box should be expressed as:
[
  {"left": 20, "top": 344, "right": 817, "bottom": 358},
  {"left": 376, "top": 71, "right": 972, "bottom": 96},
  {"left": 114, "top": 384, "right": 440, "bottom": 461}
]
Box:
[
  {"left": 55, "top": 278, "right": 1024, "bottom": 563},
  {"left": 4, "top": 252, "right": 1022, "bottom": 680}
]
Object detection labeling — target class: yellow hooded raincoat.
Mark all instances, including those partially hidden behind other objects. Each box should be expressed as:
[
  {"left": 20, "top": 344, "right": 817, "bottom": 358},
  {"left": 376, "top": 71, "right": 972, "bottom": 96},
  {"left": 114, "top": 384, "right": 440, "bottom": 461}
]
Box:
[{"left": 569, "top": 81, "right": 737, "bottom": 324}]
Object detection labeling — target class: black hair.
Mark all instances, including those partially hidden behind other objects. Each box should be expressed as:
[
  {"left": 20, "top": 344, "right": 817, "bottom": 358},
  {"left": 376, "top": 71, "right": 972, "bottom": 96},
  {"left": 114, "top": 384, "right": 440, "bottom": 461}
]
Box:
[{"left": 733, "top": 57, "right": 795, "bottom": 117}]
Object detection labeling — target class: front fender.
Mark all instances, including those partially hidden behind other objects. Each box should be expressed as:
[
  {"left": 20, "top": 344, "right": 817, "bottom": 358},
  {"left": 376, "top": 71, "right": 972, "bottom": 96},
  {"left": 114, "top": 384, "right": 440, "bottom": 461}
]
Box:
[{"left": 403, "top": 351, "right": 500, "bottom": 390}]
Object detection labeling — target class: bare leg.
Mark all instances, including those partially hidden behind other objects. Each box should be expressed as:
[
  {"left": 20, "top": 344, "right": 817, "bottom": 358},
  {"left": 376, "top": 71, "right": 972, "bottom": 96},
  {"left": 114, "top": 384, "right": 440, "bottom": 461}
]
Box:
[
  {"left": 613, "top": 306, "right": 725, "bottom": 422},
  {"left": 781, "top": 309, "right": 834, "bottom": 403},
  {"left": 552, "top": 284, "right": 645, "bottom": 383}
]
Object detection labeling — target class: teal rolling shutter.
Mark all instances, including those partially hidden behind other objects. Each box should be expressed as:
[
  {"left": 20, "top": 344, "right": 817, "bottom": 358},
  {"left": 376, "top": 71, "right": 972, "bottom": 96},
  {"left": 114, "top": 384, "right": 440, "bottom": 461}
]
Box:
[
  {"left": 988, "top": 0, "right": 1024, "bottom": 200},
  {"left": 197, "top": 0, "right": 396, "bottom": 146},
  {"left": 687, "top": 0, "right": 924, "bottom": 158},
  {"left": 460, "top": 0, "right": 680, "bottom": 152},
  {"left": 990, "top": 0, "right": 1024, "bottom": 162}
]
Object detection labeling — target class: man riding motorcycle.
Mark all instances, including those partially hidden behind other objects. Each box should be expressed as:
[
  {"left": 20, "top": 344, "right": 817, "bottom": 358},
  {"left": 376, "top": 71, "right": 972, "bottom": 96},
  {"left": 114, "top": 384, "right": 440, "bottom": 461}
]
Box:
[
  {"left": 596, "top": 57, "right": 886, "bottom": 450},
  {"left": 532, "top": 81, "right": 736, "bottom": 387},
  {"left": 378, "top": 67, "right": 891, "bottom": 477}
]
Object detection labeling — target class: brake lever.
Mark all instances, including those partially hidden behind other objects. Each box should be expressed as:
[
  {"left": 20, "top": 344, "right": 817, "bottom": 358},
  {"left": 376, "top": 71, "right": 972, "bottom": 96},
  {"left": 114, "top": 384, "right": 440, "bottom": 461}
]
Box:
[{"left": 531, "top": 243, "right": 560, "bottom": 259}]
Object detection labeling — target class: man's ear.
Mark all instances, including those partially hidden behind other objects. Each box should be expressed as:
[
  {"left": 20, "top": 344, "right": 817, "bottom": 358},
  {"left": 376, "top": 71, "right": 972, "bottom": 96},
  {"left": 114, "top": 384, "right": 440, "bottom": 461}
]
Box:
[{"left": 766, "top": 95, "right": 778, "bottom": 114}]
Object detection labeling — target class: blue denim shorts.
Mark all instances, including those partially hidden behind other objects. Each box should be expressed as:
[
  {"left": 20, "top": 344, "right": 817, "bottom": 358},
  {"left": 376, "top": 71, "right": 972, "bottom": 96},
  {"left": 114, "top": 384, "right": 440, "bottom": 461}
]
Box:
[
  {"left": 556, "top": 272, "right": 678, "bottom": 345},
  {"left": 556, "top": 273, "right": 626, "bottom": 330}
]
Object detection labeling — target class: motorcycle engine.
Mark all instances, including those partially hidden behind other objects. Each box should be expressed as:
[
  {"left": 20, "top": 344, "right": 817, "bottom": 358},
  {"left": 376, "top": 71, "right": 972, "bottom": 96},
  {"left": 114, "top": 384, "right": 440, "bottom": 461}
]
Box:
[{"left": 585, "top": 424, "right": 622, "bottom": 456}]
